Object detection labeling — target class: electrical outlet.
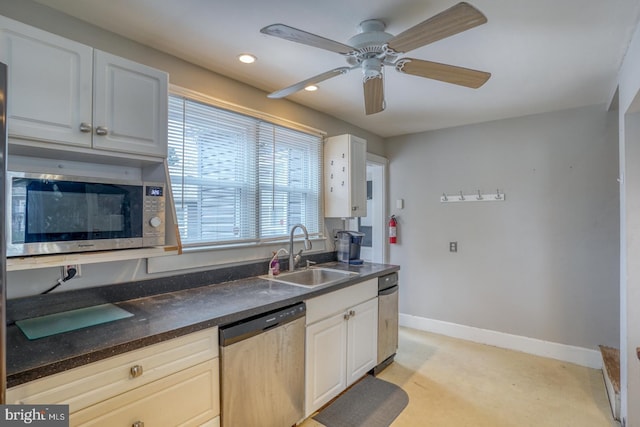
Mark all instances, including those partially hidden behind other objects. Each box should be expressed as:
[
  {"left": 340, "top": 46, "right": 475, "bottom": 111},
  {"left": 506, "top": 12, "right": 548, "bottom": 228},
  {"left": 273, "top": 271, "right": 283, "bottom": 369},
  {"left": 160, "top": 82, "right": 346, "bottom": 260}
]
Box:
[
  {"left": 61, "top": 264, "right": 81, "bottom": 279},
  {"left": 449, "top": 242, "right": 458, "bottom": 252}
]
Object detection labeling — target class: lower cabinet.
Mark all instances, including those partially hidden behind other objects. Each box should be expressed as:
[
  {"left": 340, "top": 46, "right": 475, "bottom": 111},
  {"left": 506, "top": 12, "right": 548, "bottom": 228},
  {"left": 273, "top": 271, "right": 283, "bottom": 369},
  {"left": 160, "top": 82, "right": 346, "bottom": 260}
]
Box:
[
  {"left": 70, "top": 359, "right": 219, "bottom": 426},
  {"left": 7, "top": 327, "right": 220, "bottom": 427},
  {"left": 304, "top": 279, "right": 378, "bottom": 417}
]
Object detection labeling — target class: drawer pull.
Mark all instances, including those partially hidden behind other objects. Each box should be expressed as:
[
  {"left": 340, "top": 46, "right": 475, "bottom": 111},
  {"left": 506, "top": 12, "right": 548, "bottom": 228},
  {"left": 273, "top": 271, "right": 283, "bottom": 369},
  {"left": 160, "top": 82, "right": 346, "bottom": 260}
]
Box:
[
  {"left": 130, "top": 365, "right": 143, "bottom": 378},
  {"left": 132, "top": 421, "right": 144, "bottom": 427}
]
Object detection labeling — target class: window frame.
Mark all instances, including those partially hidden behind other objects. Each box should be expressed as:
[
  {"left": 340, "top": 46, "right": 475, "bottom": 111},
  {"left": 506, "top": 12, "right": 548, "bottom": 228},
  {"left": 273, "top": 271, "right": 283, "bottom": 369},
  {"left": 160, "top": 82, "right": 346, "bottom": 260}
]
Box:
[{"left": 167, "top": 85, "right": 326, "bottom": 250}]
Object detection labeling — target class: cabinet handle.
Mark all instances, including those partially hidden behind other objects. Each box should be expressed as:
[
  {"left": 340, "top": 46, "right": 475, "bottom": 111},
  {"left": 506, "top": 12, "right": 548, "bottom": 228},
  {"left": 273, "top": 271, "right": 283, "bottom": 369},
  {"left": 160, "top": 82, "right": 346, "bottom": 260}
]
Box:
[
  {"left": 79, "top": 122, "right": 92, "bottom": 133},
  {"left": 130, "top": 364, "right": 143, "bottom": 378},
  {"left": 349, "top": 310, "right": 356, "bottom": 317},
  {"left": 343, "top": 313, "right": 350, "bottom": 320},
  {"left": 132, "top": 422, "right": 144, "bottom": 427},
  {"left": 95, "top": 126, "right": 108, "bottom": 136}
]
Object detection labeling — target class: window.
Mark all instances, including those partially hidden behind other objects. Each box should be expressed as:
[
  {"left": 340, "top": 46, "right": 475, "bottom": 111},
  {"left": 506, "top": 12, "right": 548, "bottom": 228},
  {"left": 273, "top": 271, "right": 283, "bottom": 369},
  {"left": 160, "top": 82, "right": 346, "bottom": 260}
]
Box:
[{"left": 168, "top": 93, "right": 323, "bottom": 247}]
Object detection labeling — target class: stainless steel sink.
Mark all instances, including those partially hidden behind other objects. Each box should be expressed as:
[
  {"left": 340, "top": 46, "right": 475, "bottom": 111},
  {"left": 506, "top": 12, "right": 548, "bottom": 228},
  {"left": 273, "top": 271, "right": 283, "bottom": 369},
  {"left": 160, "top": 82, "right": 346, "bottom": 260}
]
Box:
[{"left": 265, "top": 267, "right": 357, "bottom": 288}]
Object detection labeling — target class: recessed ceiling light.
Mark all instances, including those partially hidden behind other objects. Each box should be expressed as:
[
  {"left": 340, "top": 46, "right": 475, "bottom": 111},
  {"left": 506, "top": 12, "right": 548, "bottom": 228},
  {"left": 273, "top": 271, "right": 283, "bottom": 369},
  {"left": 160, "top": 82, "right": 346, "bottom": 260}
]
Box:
[
  {"left": 304, "top": 85, "right": 318, "bottom": 92},
  {"left": 238, "top": 54, "right": 256, "bottom": 64}
]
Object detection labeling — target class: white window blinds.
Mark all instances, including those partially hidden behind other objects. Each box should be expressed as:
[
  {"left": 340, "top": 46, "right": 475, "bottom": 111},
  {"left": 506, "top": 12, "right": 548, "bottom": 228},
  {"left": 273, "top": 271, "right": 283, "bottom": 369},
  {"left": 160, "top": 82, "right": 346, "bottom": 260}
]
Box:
[{"left": 168, "top": 94, "right": 323, "bottom": 247}]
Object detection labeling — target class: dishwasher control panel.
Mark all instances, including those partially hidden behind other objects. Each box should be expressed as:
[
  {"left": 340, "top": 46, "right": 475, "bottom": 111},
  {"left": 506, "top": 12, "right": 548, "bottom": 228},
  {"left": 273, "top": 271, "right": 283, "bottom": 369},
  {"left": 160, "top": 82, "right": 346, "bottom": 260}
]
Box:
[{"left": 219, "top": 302, "right": 306, "bottom": 346}]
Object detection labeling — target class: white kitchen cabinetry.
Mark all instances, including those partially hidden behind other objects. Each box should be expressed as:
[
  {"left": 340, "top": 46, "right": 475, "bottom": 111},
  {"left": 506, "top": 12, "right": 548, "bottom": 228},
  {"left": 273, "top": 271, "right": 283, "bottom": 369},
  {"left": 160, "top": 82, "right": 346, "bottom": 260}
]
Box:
[
  {"left": 0, "top": 16, "right": 168, "bottom": 159},
  {"left": 304, "top": 279, "right": 378, "bottom": 417},
  {"left": 91, "top": 50, "right": 167, "bottom": 157},
  {"left": 6, "top": 327, "right": 220, "bottom": 427},
  {"left": 324, "top": 134, "right": 367, "bottom": 217}
]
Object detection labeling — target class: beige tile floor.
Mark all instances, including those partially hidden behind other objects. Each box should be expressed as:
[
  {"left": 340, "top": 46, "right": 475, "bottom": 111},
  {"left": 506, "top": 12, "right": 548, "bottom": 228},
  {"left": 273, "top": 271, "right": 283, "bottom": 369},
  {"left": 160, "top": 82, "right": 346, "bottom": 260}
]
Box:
[{"left": 302, "top": 327, "right": 618, "bottom": 427}]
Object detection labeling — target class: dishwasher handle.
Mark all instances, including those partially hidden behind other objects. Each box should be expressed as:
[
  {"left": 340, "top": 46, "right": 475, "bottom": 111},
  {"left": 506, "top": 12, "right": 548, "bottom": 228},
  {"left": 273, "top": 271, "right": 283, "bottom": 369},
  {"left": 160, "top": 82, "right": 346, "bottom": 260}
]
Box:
[{"left": 379, "top": 284, "right": 398, "bottom": 296}]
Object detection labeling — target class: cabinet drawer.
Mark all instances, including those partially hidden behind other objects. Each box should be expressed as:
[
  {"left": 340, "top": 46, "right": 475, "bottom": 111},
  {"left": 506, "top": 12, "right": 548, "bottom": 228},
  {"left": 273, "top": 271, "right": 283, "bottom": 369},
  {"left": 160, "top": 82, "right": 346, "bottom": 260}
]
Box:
[
  {"left": 7, "top": 327, "right": 218, "bottom": 413},
  {"left": 70, "top": 359, "right": 219, "bottom": 426},
  {"left": 306, "top": 278, "right": 377, "bottom": 325}
]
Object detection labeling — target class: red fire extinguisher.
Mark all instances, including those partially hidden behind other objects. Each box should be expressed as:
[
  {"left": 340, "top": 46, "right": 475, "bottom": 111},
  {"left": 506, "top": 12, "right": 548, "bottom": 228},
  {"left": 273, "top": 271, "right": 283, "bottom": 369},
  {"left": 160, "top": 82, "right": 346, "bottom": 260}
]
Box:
[{"left": 389, "top": 215, "right": 397, "bottom": 244}]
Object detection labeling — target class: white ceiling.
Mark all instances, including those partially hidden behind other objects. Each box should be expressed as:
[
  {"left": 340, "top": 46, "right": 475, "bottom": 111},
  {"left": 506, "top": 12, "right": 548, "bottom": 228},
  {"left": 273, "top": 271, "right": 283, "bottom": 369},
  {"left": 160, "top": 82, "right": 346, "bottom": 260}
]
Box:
[{"left": 34, "top": 0, "right": 640, "bottom": 138}]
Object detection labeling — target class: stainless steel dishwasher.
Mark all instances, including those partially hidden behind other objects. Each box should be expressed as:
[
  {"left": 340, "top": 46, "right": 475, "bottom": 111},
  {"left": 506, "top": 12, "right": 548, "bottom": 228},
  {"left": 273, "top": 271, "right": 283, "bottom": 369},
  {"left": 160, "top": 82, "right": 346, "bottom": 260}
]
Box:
[
  {"left": 219, "top": 302, "right": 305, "bottom": 427},
  {"left": 375, "top": 272, "right": 399, "bottom": 375}
]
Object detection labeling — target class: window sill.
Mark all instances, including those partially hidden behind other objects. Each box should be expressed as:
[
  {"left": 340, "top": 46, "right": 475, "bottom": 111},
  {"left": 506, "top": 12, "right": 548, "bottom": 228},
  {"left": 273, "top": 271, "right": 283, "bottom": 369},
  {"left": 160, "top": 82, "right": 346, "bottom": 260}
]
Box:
[{"left": 147, "top": 237, "right": 328, "bottom": 274}]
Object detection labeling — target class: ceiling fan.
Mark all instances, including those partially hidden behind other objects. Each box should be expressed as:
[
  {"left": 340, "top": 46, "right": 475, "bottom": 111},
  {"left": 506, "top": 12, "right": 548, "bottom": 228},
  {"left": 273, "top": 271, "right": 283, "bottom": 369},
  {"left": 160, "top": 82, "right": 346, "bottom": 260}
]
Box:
[{"left": 261, "top": 2, "right": 491, "bottom": 115}]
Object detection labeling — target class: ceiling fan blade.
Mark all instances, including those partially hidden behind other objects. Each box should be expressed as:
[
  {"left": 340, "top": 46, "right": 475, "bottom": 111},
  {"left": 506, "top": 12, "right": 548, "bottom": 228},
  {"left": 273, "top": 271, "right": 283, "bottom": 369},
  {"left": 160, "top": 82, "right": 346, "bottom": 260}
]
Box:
[
  {"left": 267, "top": 67, "right": 352, "bottom": 98},
  {"left": 396, "top": 58, "right": 490, "bottom": 88},
  {"left": 363, "top": 75, "right": 385, "bottom": 115},
  {"left": 261, "top": 24, "right": 355, "bottom": 55},
  {"left": 386, "top": 2, "right": 487, "bottom": 54}
]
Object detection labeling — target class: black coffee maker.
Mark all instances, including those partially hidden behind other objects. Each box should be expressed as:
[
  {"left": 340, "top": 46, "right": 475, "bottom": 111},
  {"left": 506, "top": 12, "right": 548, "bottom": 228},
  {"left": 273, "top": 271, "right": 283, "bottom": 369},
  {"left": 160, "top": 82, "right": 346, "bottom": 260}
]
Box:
[{"left": 336, "top": 231, "right": 365, "bottom": 265}]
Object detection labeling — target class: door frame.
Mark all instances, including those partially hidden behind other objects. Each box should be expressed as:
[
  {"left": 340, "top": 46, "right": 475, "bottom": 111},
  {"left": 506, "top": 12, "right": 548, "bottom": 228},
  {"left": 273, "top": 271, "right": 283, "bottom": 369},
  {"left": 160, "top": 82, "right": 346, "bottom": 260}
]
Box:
[{"left": 349, "top": 153, "right": 388, "bottom": 263}]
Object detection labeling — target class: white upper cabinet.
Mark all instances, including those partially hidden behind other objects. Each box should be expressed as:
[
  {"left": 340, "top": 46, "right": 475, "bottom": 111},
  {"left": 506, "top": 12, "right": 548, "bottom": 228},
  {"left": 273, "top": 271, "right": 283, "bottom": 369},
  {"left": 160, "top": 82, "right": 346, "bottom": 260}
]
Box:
[
  {"left": 0, "top": 17, "right": 93, "bottom": 147},
  {"left": 324, "top": 134, "right": 367, "bottom": 217},
  {"left": 0, "top": 16, "right": 168, "bottom": 159},
  {"left": 92, "top": 50, "right": 167, "bottom": 157}
]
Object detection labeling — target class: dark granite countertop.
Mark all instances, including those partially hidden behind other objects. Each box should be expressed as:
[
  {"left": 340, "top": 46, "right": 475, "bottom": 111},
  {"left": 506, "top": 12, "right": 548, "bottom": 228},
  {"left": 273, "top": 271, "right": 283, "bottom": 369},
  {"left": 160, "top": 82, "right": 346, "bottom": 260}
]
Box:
[{"left": 6, "top": 260, "right": 399, "bottom": 388}]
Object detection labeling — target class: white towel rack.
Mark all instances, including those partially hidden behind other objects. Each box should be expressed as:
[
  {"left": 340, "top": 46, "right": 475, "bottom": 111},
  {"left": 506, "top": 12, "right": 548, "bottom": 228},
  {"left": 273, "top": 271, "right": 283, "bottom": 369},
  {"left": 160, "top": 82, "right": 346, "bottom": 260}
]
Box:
[{"left": 441, "top": 189, "right": 505, "bottom": 203}]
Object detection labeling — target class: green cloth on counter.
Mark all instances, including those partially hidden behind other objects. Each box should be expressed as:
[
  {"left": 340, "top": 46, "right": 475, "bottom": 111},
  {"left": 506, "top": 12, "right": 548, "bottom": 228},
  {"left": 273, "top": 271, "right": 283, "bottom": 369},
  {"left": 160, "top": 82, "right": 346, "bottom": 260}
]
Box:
[{"left": 16, "top": 303, "right": 133, "bottom": 340}]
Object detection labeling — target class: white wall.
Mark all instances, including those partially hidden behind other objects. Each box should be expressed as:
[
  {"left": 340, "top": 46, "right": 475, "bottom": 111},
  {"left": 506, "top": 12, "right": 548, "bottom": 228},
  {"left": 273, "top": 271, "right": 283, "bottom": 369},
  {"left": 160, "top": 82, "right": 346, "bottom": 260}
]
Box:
[
  {"left": 617, "top": 19, "right": 640, "bottom": 427},
  {"left": 386, "top": 105, "right": 620, "bottom": 351}
]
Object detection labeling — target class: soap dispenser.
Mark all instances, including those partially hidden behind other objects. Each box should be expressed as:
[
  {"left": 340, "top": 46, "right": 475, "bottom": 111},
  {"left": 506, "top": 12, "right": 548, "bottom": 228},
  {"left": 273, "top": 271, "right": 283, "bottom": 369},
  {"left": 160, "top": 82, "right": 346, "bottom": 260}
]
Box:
[{"left": 269, "top": 252, "right": 280, "bottom": 276}]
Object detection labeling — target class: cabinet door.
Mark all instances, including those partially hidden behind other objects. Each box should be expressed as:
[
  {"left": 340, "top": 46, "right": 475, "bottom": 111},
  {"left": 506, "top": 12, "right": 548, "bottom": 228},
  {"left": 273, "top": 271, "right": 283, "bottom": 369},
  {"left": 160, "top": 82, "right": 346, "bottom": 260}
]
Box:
[
  {"left": 7, "top": 327, "right": 218, "bottom": 413},
  {"left": 324, "top": 135, "right": 350, "bottom": 218},
  {"left": 346, "top": 297, "right": 378, "bottom": 386},
  {"left": 305, "top": 313, "right": 348, "bottom": 417},
  {"left": 92, "top": 50, "right": 168, "bottom": 157},
  {"left": 349, "top": 135, "right": 367, "bottom": 217},
  {"left": 324, "top": 134, "right": 367, "bottom": 217},
  {"left": 70, "top": 359, "right": 219, "bottom": 426},
  {"left": 0, "top": 16, "right": 93, "bottom": 147}
]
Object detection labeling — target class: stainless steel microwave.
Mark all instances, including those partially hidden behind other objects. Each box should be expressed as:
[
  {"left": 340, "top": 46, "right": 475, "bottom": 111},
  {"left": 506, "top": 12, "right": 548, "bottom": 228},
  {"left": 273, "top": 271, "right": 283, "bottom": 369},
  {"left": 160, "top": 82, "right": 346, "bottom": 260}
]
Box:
[{"left": 6, "top": 172, "right": 166, "bottom": 257}]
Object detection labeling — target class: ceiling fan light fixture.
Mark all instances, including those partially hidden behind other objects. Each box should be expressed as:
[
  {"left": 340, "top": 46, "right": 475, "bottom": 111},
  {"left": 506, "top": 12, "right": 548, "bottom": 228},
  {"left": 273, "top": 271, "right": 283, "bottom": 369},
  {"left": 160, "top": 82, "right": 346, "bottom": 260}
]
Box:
[
  {"left": 261, "top": 2, "right": 490, "bottom": 114},
  {"left": 238, "top": 53, "right": 257, "bottom": 64},
  {"left": 362, "top": 58, "right": 382, "bottom": 79}
]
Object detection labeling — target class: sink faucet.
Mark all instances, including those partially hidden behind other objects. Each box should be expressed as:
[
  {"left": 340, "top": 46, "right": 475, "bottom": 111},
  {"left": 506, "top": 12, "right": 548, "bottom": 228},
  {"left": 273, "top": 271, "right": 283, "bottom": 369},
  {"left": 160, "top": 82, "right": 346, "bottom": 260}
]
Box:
[{"left": 289, "top": 223, "right": 312, "bottom": 271}]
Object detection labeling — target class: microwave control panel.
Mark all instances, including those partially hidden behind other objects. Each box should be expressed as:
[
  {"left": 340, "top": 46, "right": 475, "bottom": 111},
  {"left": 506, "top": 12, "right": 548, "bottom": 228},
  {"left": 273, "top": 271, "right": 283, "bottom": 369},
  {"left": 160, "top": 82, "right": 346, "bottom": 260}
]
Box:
[{"left": 143, "top": 182, "right": 166, "bottom": 246}]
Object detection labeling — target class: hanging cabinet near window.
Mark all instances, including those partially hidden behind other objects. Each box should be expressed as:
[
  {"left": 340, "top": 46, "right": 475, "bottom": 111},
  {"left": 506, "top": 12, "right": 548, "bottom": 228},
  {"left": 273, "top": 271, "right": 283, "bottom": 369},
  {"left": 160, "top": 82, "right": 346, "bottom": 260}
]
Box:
[
  {"left": 324, "top": 134, "right": 367, "bottom": 217},
  {"left": 0, "top": 15, "right": 168, "bottom": 159}
]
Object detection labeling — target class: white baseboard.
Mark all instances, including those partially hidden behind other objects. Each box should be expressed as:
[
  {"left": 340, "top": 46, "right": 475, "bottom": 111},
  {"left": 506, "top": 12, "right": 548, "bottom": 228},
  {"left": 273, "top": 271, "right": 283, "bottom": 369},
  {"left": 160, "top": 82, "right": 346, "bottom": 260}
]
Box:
[{"left": 399, "top": 313, "right": 602, "bottom": 369}]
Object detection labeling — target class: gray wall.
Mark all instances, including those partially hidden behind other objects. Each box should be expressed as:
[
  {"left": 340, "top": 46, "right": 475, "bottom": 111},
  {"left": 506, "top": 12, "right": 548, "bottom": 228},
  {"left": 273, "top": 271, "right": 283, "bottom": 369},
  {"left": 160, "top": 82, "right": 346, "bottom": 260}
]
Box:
[
  {"left": 0, "top": 0, "right": 382, "bottom": 298},
  {"left": 0, "top": 0, "right": 385, "bottom": 155},
  {"left": 386, "top": 105, "right": 620, "bottom": 349},
  {"left": 617, "top": 20, "right": 640, "bottom": 424},
  {"left": 0, "top": 3, "right": 622, "bottom": 354}
]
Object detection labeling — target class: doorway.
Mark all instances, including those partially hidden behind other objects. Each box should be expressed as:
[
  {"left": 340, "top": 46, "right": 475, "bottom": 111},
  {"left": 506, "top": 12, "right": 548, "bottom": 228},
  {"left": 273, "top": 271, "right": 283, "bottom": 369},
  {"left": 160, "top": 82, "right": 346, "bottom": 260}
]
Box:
[{"left": 349, "top": 153, "right": 388, "bottom": 263}]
